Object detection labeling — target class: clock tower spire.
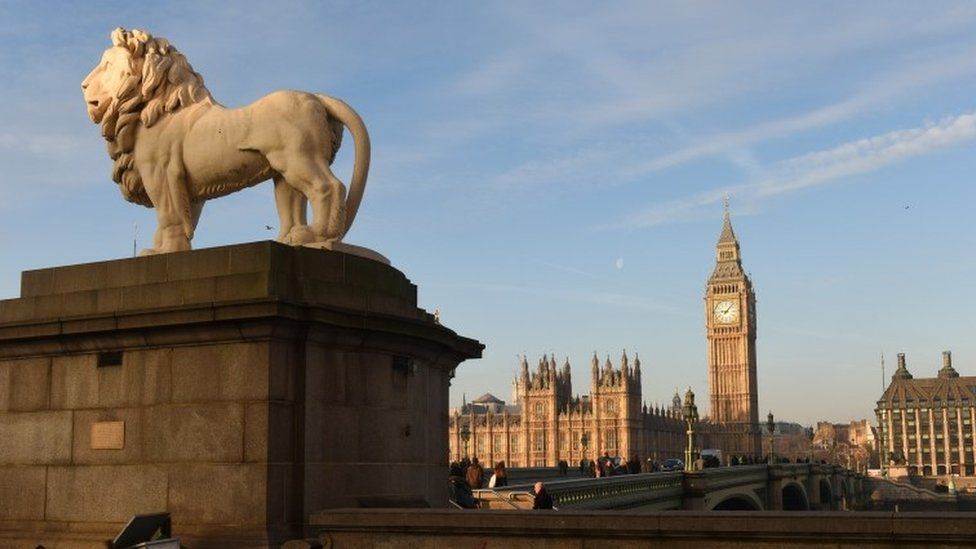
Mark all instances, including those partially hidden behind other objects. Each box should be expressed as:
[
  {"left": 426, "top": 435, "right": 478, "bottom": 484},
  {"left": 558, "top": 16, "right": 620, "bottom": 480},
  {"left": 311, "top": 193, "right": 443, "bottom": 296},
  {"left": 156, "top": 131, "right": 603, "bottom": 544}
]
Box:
[{"left": 705, "top": 200, "right": 760, "bottom": 457}]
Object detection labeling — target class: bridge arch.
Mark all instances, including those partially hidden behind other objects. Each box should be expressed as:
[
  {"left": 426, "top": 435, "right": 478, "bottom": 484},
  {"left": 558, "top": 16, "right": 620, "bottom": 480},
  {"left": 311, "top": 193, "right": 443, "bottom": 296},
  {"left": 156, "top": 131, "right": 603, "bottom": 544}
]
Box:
[
  {"left": 709, "top": 491, "right": 764, "bottom": 511},
  {"left": 782, "top": 481, "right": 809, "bottom": 511}
]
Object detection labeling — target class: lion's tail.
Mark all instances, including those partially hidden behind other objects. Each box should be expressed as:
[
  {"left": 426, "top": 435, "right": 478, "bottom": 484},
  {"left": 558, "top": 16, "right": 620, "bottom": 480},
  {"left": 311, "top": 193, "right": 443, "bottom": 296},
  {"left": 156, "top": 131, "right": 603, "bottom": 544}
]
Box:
[{"left": 316, "top": 94, "right": 371, "bottom": 237}]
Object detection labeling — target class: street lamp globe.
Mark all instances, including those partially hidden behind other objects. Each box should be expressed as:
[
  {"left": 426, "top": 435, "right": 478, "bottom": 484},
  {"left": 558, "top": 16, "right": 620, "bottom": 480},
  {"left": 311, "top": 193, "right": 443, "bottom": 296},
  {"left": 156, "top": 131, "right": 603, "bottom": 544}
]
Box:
[{"left": 682, "top": 387, "right": 699, "bottom": 422}]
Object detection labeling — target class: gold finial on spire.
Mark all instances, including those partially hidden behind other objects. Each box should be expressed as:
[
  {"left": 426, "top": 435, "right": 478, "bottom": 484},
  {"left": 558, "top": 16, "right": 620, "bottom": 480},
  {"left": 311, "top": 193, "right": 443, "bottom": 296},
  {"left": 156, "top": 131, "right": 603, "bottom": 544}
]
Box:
[{"left": 717, "top": 193, "right": 737, "bottom": 246}]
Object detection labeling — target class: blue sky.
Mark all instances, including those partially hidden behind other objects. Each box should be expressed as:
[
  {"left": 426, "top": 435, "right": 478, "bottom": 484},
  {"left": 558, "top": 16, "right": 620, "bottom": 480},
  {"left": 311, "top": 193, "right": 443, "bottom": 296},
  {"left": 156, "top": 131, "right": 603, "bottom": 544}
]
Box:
[{"left": 1, "top": 1, "right": 975, "bottom": 425}]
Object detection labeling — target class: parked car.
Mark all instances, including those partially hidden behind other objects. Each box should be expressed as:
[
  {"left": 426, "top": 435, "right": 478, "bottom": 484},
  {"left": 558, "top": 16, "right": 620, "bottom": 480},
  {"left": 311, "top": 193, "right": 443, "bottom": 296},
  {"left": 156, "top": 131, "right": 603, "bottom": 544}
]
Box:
[{"left": 661, "top": 458, "right": 684, "bottom": 471}]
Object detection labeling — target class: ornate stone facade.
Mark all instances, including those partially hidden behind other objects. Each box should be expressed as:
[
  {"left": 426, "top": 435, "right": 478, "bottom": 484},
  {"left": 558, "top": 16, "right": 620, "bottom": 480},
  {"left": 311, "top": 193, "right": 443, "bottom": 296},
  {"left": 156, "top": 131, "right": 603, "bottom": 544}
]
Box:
[
  {"left": 448, "top": 353, "right": 694, "bottom": 467},
  {"left": 876, "top": 351, "right": 976, "bottom": 476},
  {"left": 705, "top": 205, "right": 762, "bottom": 457}
]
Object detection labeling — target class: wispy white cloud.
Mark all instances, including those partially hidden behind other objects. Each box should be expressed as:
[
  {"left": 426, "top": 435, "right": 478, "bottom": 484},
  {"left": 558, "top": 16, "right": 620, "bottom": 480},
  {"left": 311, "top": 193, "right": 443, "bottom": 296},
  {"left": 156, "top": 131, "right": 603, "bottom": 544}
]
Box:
[
  {"left": 626, "top": 44, "right": 976, "bottom": 176},
  {"left": 451, "top": 4, "right": 976, "bottom": 125},
  {"left": 468, "top": 43, "right": 976, "bottom": 195},
  {"left": 431, "top": 5, "right": 976, "bottom": 200},
  {"left": 614, "top": 111, "right": 976, "bottom": 228},
  {"left": 490, "top": 146, "right": 618, "bottom": 190},
  {"left": 760, "top": 113, "right": 976, "bottom": 196}
]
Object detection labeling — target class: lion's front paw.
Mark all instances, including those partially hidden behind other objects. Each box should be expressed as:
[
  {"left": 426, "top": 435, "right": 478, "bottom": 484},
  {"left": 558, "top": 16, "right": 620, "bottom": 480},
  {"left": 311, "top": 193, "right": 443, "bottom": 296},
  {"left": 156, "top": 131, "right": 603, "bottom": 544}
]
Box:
[{"left": 281, "top": 225, "right": 316, "bottom": 246}]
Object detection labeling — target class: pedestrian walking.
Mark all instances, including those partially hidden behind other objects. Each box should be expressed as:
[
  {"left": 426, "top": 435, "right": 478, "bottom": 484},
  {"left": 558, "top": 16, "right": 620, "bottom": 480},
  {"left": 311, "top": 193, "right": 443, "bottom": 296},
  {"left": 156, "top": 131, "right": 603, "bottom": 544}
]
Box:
[
  {"left": 488, "top": 461, "right": 508, "bottom": 488},
  {"left": 466, "top": 457, "right": 484, "bottom": 489},
  {"left": 532, "top": 481, "right": 554, "bottom": 510}
]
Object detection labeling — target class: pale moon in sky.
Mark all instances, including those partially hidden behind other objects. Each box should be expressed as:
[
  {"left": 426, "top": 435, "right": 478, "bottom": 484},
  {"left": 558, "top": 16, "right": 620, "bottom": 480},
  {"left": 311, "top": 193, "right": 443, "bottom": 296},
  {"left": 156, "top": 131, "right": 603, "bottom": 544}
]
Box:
[{"left": 615, "top": 257, "right": 624, "bottom": 270}]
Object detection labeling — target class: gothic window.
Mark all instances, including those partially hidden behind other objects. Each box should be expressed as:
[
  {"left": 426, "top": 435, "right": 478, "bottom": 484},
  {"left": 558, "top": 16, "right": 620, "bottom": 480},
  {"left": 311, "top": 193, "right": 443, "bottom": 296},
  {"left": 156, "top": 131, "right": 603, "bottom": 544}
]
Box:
[
  {"left": 605, "top": 429, "right": 617, "bottom": 451},
  {"left": 572, "top": 432, "right": 580, "bottom": 450},
  {"left": 605, "top": 399, "right": 616, "bottom": 414},
  {"left": 509, "top": 433, "right": 520, "bottom": 453},
  {"left": 559, "top": 435, "right": 568, "bottom": 451},
  {"left": 533, "top": 402, "right": 545, "bottom": 419},
  {"left": 533, "top": 432, "right": 546, "bottom": 452},
  {"left": 493, "top": 434, "right": 502, "bottom": 453},
  {"left": 476, "top": 436, "right": 486, "bottom": 457}
]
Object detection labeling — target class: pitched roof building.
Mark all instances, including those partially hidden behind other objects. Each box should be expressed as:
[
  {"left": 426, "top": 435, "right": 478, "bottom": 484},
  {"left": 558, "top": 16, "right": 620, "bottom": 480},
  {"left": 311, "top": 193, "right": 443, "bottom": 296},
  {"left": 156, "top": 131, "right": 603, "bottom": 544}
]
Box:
[{"left": 876, "top": 351, "right": 975, "bottom": 476}]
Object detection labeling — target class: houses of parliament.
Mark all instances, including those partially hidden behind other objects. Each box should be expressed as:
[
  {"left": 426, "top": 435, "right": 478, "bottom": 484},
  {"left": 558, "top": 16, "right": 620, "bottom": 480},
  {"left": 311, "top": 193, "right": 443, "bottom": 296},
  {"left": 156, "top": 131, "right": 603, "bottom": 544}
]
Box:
[{"left": 448, "top": 206, "right": 762, "bottom": 466}]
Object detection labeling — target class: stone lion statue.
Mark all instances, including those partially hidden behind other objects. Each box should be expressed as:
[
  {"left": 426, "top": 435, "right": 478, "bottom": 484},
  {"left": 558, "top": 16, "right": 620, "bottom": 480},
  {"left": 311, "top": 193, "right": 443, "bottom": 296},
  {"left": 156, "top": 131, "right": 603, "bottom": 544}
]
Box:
[{"left": 82, "top": 28, "right": 370, "bottom": 255}]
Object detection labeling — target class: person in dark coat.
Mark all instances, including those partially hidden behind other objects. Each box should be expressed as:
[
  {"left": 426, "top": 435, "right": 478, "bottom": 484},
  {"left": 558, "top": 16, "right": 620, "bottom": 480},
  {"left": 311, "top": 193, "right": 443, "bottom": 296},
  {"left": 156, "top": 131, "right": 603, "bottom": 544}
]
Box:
[
  {"left": 449, "top": 464, "right": 478, "bottom": 508},
  {"left": 627, "top": 455, "right": 640, "bottom": 474},
  {"left": 532, "top": 481, "right": 554, "bottom": 510}
]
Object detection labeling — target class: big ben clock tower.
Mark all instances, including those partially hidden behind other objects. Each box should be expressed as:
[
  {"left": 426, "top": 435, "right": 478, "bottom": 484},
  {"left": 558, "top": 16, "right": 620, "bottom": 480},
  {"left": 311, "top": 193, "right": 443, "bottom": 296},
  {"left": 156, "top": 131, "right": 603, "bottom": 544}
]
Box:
[{"left": 705, "top": 199, "right": 761, "bottom": 457}]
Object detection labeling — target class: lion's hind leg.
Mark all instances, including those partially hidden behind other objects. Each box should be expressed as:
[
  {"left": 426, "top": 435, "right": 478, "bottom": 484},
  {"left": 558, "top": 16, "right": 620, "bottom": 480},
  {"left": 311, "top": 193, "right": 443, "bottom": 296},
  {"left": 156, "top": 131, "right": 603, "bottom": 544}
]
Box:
[
  {"left": 321, "top": 167, "right": 346, "bottom": 243},
  {"left": 273, "top": 175, "right": 307, "bottom": 243},
  {"left": 139, "top": 227, "right": 165, "bottom": 256},
  {"left": 273, "top": 156, "right": 343, "bottom": 246}
]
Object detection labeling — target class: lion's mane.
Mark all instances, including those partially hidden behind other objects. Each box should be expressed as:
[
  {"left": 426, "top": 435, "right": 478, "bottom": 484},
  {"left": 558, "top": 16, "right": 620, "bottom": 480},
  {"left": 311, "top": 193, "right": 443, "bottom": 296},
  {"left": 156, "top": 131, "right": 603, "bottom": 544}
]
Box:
[{"left": 100, "top": 28, "right": 213, "bottom": 206}]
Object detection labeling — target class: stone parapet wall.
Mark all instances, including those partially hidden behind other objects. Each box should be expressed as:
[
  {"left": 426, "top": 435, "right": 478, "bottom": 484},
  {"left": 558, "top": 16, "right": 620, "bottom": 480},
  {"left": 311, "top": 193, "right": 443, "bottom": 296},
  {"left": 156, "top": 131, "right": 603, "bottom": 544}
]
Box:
[{"left": 306, "top": 509, "right": 976, "bottom": 548}]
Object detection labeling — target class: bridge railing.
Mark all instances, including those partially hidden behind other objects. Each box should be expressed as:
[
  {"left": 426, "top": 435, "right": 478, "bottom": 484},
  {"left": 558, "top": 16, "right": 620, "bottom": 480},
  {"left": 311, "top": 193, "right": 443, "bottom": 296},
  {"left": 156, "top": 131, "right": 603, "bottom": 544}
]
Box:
[
  {"left": 470, "top": 464, "right": 864, "bottom": 511},
  {"left": 696, "top": 464, "right": 769, "bottom": 489},
  {"left": 472, "top": 488, "right": 533, "bottom": 510},
  {"left": 488, "top": 472, "right": 684, "bottom": 510}
]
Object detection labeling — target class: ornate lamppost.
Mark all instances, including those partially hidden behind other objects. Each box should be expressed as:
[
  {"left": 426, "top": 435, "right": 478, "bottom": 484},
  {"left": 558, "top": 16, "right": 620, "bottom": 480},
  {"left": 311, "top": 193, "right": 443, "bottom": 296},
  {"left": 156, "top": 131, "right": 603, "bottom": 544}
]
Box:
[
  {"left": 682, "top": 388, "right": 699, "bottom": 472},
  {"left": 580, "top": 432, "right": 590, "bottom": 475},
  {"left": 460, "top": 423, "right": 471, "bottom": 460},
  {"left": 766, "top": 411, "right": 776, "bottom": 464},
  {"left": 876, "top": 406, "right": 888, "bottom": 477}
]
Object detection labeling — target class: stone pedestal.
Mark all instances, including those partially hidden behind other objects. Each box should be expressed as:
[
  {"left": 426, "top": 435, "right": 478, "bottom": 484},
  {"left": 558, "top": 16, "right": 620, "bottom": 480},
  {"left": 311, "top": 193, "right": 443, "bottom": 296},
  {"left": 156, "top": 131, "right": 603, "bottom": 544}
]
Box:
[{"left": 0, "top": 242, "right": 482, "bottom": 548}]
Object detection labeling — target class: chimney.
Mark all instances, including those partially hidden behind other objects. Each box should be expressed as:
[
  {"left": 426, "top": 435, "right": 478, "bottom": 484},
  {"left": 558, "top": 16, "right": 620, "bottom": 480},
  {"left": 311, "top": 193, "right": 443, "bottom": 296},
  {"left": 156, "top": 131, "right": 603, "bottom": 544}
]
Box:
[
  {"left": 897, "top": 353, "right": 906, "bottom": 369},
  {"left": 943, "top": 350, "right": 952, "bottom": 369}
]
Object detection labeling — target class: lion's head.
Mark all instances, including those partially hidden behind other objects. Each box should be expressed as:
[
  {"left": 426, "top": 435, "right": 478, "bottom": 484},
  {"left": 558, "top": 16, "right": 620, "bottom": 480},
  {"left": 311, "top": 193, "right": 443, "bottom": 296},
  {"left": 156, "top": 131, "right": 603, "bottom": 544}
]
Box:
[{"left": 82, "top": 28, "right": 212, "bottom": 206}]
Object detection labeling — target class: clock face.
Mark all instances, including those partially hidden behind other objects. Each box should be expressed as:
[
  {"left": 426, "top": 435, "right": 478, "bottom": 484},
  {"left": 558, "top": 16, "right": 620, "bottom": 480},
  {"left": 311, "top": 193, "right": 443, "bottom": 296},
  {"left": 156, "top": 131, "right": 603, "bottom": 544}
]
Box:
[{"left": 713, "top": 300, "right": 739, "bottom": 323}]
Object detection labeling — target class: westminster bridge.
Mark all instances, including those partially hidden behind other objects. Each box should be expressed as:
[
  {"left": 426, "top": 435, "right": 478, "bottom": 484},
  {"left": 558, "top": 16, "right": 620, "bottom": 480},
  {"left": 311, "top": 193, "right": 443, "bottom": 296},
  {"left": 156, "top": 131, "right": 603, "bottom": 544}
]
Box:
[
  {"left": 477, "top": 463, "right": 864, "bottom": 511},
  {"left": 291, "top": 465, "right": 976, "bottom": 548}
]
